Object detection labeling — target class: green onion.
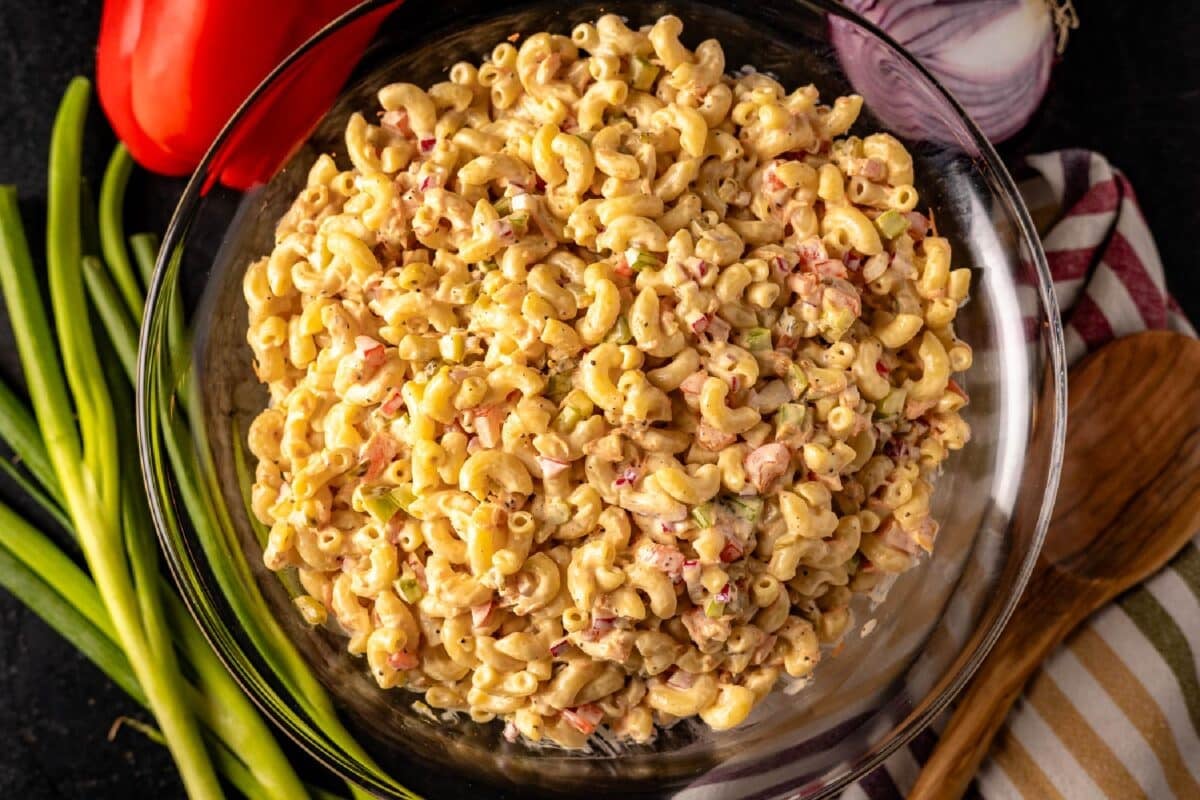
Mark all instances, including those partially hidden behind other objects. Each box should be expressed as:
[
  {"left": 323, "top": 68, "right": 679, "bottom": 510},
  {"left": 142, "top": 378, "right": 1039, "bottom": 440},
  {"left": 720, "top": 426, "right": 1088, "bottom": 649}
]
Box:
[
  {"left": 786, "top": 362, "right": 809, "bottom": 398},
  {"left": 129, "top": 231, "right": 160, "bottom": 286},
  {"left": 875, "top": 209, "right": 908, "bottom": 239},
  {"left": 691, "top": 503, "right": 714, "bottom": 528},
  {"left": 98, "top": 144, "right": 144, "bottom": 318},
  {"left": 81, "top": 255, "right": 138, "bottom": 381},
  {"left": 0, "top": 379, "right": 64, "bottom": 508},
  {"left": 704, "top": 599, "right": 726, "bottom": 618},
  {"left": 606, "top": 314, "right": 633, "bottom": 344},
  {"left": 726, "top": 495, "right": 764, "bottom": 523},
  {"left": 493, "top": 196, "right": 512, "bottom": 216},
  {"left": 744, "top": 327, "right": 772, "bottom": 351},
  {"left": 0, "top": 78, "right": 222, "bottom": 800},
  {"left": 630, "top": 56, "right": 661, "bottom": 91},
  {"left": 396, "top": 574, "right": 423, "bottom": 604}
]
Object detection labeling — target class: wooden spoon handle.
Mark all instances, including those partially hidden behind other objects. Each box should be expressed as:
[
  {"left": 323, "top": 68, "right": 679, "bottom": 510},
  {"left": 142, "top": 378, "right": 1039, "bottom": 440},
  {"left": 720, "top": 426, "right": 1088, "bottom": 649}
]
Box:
[{"left": 907, "top": 580, "right": 1075, "bottom": 799}]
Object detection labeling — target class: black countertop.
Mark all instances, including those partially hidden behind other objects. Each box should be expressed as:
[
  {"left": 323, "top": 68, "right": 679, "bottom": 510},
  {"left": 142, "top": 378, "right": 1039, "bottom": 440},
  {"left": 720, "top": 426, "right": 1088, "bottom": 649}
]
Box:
[{"left": 1, "top": 1, "right": 1198, "bottom": 797}]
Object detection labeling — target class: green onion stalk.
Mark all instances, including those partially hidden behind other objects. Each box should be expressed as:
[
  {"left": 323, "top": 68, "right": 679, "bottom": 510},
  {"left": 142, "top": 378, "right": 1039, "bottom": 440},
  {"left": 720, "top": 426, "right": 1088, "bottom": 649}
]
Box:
[{"left": 0, "top": 78, "right": 313, "bottom": 799}]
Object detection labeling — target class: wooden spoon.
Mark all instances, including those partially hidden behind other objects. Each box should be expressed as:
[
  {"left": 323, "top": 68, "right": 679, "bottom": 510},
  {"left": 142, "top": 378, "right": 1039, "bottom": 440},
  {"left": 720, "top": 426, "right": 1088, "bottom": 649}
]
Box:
[{"left": 910, "top": 330, "right": 1200, "bottom": 800}]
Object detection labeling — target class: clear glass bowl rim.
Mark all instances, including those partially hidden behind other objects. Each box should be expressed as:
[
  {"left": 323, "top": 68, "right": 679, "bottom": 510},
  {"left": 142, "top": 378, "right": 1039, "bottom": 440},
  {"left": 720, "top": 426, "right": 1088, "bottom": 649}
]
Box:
[{"left": 135, "top": 0, "right": 1068, "bottom": 795}]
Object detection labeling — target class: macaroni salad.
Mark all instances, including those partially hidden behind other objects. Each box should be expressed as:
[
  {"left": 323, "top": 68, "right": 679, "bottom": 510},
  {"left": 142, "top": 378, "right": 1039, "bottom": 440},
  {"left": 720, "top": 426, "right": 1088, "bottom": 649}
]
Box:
[{"left": 244, "top": 14, "right": 973, "bottom": 749}]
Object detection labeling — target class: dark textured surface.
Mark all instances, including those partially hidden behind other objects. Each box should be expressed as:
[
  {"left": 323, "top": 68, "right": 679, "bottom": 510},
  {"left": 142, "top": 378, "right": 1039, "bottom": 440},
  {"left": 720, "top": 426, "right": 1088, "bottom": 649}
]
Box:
[{"left": 0, "top": 1, "right": 1197, "bottom": 798}]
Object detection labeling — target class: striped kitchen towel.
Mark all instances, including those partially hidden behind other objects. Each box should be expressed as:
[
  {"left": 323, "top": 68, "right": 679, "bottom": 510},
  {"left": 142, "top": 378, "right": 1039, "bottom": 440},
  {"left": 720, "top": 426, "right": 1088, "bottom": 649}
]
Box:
[{"left": 847, "top": 150, "right": 1198, "bottom": 800}]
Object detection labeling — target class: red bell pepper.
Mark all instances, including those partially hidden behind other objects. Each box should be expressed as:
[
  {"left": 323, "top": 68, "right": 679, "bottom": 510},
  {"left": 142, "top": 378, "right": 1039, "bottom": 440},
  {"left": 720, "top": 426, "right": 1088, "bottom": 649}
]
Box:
[{"left": 96, "top": 0, "right": 398, "bottom": 189}]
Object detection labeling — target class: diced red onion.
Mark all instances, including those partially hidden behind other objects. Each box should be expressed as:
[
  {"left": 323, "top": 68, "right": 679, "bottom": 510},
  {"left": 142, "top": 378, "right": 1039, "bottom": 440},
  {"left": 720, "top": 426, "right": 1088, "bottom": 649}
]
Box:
[
  {"left": 679, "top": 371, "right": 708, "bottom": 395},
  {"left": 537, "top": 455, "right": 570, "bottom": 479},
  {"left": 419, "top": 137, "right": 436, "bottom": 153},
  {"left": 562, "top": 704, "right": 603, "bottom": 735},
  {"left": 471, "top": 600, "right": 494, "bottom": 628},
  {"left": 796, "top": 238, "right": 828, "bottom": 267},
  {"left": 666, "top": 669, "right": 697, "bottom": 690},
  {"left": 856, "top": 157, "right": 888, "bottom": 182},
  {"left": 689, "top": 314, "right": 710, "bottom": 334},
  {"left": 470, "top": 405, "right": 503, "bottom": 448},
  {"left": 549, "top": 637, "right": 571, "bottom": 657},
  {"left": 419, "top": 175, "right": 436, "bottom": 191},
  {"left": 613, "top": 466, "right": 642, "bottom": 488},
  {"left": 380, "top": 109, "right": 411, "bottom": 136},
  {"left": 876, "top": 360, "right": 890, "bottom": 376},
  {"left": 355, "top": 336, "right": 386, "bottom": 370},
  {"left": 907, "top": 211, "right": 930, "bottom": 240},
  {"left": 715, "top": 583, "right": 733, "bottom": 604},
  {"left": 637, "top": 542, "right": 685, "bottom": 578},
  {"left": 590, "top": 615, "right": 615, "bottom": 634},
  {"left": 684, "top": 256, "right": 711, "bottom": 279},
  {"left": 705, "top": 316, "right": 732, "bottom": 342},
  {"left": 491, "top": 219, "right": 516, "bottom": 243}
]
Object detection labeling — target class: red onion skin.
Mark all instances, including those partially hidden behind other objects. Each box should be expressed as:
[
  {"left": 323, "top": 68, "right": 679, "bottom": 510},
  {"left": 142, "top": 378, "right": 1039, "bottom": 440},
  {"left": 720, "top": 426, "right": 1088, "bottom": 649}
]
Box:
[{"left": 832, "top": 0, "right": 1055, "bottom": 143}]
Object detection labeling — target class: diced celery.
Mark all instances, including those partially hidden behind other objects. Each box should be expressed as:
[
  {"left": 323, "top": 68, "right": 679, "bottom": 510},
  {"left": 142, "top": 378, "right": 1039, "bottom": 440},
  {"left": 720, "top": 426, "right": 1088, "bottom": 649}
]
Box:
[
  {"left": 509, "top": 213, "right": 529, "bottom": 235},
  {"left": 363, "top": 489, "right": 404, "bottom": 524},
  {"left": 493, "top": 196, "right": 512, "bottom": 216},
  {"left": 727, "top": 495, "right": 763, "bottom": 523},
  {"left": 606, "top": 315, "right": 632, "bottom": 344},
  {"left": 744, "top": 327, "right": 772, "bottom": 351},
  {"left": 624, "top": 247, "right": 660, "bottom": 272},
  {"left": 396, "top": 573, "right": 423, "bottom": 604},
  {"left": 704, "top": 599, "right": 726, "bottom": 619},
  {"left": 821, "top": 305, "right": 856, "bottom": 340},
  {"left": 775, "top": 402, "right": 807, "bottom": 436},
  {"left": 553, "top": 405, "right": 583, "bottom": 433},
  {"left": 691, "top": 503, "right": 714, "bottom": 528},
  {"left": 786, "top": 362, "right": 808, "bottom": 398},
  {"left": 876, "top": 387, "right": 908, "bottom": 419},
  {"left": 875, "top": 209, "right": 908, "bottom": 239},
  {"left": 546, "top": 372, "right": 572, "bottom": 401},
  {"left": 478, "top": 259, "right": 498, "bottom": 273},
  {"left": 630, "top": 57, "right": 661, "bottom": 91}
]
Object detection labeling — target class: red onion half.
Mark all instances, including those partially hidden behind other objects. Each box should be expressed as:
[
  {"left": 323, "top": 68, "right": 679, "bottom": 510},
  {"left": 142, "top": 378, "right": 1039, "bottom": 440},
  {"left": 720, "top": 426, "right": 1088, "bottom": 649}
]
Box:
[{"left": 833, "top": 1, "right": 1078, "bottom": 143}]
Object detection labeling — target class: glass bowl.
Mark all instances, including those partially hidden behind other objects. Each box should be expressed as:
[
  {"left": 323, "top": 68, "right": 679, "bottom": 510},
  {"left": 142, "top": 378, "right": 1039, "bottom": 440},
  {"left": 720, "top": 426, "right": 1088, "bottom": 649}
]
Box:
[{"left": 136, "top": 1, "right": 1066, "bottom": 797}]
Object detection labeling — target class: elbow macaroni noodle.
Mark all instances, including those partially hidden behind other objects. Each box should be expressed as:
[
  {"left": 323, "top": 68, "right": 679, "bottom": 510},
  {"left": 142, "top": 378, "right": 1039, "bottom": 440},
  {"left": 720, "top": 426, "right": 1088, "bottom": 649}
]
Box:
[{"left": 245, "top": 15, "right": 973, "bottom": 749}]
